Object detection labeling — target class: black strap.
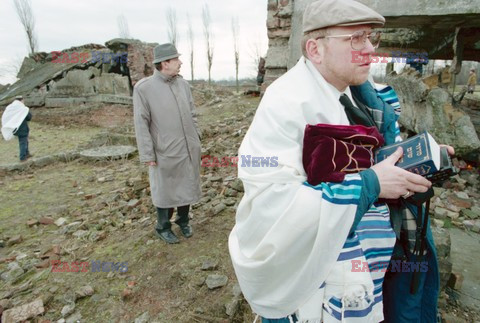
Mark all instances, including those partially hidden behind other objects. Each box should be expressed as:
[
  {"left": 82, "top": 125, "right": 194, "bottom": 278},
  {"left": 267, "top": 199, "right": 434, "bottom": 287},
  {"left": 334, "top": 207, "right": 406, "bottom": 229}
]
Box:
[{"left": 406, "top": 187, "right": 433, "bottom": 294}]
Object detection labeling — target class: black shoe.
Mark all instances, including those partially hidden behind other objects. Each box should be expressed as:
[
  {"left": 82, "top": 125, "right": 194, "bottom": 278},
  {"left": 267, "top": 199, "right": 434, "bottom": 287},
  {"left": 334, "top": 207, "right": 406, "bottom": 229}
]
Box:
[
  {"left": 179, "top": 225, "right": 193, "bottom": 238},
  {"left": 156, "top": 229, "right": 179, "bottom": 244}
]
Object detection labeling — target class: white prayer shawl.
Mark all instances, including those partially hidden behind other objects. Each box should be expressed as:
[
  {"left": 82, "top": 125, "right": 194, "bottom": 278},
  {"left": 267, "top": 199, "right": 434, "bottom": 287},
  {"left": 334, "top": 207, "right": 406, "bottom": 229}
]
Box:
[
  {"left": 228, "top": 57, "right": 375, "bottom": 320},
  {"left": 1, "top": 100, "right": 29, "bottom": 141}
]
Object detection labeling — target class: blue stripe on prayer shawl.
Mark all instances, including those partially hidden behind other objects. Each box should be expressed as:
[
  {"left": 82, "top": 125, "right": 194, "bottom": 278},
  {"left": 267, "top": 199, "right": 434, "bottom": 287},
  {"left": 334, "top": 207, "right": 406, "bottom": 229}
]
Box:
[
  {"left": 363, "top": 247, "right": 395, "bottom": 259},
  {"left": 337, "top": 248, "right": 363, "bottom": 261},
  {"left": 342, "top": 239, "right": 360, "bottom": 249},
  {"left": 303, "top": 175, "right": 362, "bottom": 205},
  {"left": 322, "top": 185, "right": 362, "bottom": 200},
  {"left": 373, "top": 278, "right": 384, "bottom": 286},
  {"left": 356, "top": 220, "right": 392, "bottom": 229},
  {"left": 368, "top": 260, "right": 391, "bottom": 270},
  {"left": 357, "top": 231, "right": 396, "bottom": 239},
  {"left": 356, "top": 226, "right": 395, "bottom": 231},
  {"left": 376, "top": 86, "right": 394, "bottom": 94}
]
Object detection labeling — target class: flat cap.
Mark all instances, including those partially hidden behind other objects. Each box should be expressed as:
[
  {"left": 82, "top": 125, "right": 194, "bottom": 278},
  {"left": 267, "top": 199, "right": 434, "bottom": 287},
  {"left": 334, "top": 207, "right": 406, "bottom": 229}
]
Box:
[{"left": 303, "top": 0, "right": 385, "bottom": 34}]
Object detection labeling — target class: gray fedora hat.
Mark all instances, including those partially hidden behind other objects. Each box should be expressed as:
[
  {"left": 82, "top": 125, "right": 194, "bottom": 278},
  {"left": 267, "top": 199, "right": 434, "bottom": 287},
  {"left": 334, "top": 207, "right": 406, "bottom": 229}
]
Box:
[{"left": 153, "top": 43, "right": 181, "bottom": 64}]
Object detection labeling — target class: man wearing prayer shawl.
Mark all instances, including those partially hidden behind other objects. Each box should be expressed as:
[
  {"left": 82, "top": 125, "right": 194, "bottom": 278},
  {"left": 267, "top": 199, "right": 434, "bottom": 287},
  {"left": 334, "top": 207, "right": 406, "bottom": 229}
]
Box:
[{"left": 228, "top": 0, "right": 449, "bottom": 322}]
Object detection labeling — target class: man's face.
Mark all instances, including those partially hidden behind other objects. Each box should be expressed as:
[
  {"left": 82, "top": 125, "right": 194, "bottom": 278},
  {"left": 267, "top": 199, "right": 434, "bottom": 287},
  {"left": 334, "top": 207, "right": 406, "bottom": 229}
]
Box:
[
  {"left": 318, "top": 25, "right": 376, "bottom": 91},
  {"left": 162, "top": 57, "right": 182, "bottom": 77}
]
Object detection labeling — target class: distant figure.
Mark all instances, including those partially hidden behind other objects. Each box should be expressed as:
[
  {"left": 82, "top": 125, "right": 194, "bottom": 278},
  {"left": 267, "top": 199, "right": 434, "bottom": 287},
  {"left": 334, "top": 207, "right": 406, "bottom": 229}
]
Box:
[
  {"left": 256, "top": 57, "right": 266, "bottom": 86},
  {"left": 468, "top": 68, "right": 477, "bottom": 94},
  {"left": 1, "top": 96, "right": 33, "bottom": 161},
  {"left": 133, "top": 43, "right": 202, "bottom": 244}
]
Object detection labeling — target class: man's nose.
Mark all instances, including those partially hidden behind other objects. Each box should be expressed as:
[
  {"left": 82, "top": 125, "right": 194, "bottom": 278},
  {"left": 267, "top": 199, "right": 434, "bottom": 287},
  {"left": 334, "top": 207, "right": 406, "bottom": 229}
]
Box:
[{"left": 362, "top": 38, "right": 376, "bottom": 54}]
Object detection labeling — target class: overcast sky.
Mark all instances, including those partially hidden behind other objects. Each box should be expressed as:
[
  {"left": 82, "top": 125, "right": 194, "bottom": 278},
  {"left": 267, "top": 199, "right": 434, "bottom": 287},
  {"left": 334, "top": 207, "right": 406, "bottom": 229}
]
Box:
[{"left": 0, "top": 0, "right": 268, "bottom": 85}]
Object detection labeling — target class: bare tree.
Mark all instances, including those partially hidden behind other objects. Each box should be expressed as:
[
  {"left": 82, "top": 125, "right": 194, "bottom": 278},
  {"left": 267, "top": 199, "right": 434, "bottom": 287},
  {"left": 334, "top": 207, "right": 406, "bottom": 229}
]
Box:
[
  {"left": 117, "top": 14, "right": 131, "bottom": 39},
  {"left": 248, "top": 38, "right": 265, "bottom": 76},
  {"left": 231, "top": 16, "right": 240, "bottom": 93},
  {"left": 166, "top": 7, "right": 178, "bottom": 46},
  {"left": 187, "top": 13, "right": 195, "bottom": 82},
  {"left": 13, "top": 0, "right": 38, "bottom": 54},
  {"left": 202, "top": 4, "right": 214, "bottom": 85},
  {"left": 0, "top": 56, "right": 23, "bottom": 83}
]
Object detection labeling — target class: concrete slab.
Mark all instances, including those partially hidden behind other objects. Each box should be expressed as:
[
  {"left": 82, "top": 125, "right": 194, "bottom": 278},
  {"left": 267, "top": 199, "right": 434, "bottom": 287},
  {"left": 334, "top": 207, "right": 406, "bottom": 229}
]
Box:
[{"left": 449, "top": 227, "right": 480, "bottom": 311}]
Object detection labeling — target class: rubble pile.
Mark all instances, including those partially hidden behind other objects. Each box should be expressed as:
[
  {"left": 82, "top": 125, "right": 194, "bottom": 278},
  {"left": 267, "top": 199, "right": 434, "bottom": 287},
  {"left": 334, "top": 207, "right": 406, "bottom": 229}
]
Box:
[
  {"left": 1, "top": 88, "right": 479, "bottom": 321},
  {"left": 0, "top": 39, "right": 157, "bottom": 108}
]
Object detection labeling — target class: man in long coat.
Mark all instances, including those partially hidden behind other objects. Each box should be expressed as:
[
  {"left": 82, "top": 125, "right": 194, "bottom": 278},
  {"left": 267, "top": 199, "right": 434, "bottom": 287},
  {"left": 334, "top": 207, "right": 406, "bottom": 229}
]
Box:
[{"left": 133, "top": 43, "right": 202, "bottom": 244}]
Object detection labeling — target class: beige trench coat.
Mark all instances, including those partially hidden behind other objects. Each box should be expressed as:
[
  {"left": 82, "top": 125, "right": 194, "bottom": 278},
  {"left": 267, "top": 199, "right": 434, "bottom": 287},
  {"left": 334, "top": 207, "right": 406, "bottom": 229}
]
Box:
[{"left": 133, "top": 69, "right": 201, "bottom": 208}]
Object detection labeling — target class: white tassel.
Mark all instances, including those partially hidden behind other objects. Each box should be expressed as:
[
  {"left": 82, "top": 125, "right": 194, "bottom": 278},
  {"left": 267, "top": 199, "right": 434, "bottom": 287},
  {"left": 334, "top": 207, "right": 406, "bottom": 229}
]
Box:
[{"left": 288, "top": 314, "right": 294, "bottom": 323}]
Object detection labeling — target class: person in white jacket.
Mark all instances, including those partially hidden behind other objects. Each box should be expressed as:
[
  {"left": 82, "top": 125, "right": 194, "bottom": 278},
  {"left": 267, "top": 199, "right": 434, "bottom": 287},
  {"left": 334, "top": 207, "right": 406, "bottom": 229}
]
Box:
[
  {"left": 1, "top": 96, "right": 33, "bottom": 161},
  {"left": 228, "top": 0, "right": 433, "bottom": 322}
]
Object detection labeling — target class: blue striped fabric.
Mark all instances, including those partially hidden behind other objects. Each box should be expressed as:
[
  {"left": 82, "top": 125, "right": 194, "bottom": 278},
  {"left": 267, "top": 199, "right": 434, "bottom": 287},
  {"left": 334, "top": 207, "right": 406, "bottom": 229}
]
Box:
[
  {"left": 326, "top": 203, "right": 396, "bottom": 322},
  {"left": 302, "top": 174, "right": 395, "bottom": 321},
  {"left": 303, "top": 174, "right": 362, "bottom": 205},
  {"left": 394, "top": 121, "right": 402, "bottom": 143},
  {"left": 376, "top": 85, "right": 401, "bottom": 117}
]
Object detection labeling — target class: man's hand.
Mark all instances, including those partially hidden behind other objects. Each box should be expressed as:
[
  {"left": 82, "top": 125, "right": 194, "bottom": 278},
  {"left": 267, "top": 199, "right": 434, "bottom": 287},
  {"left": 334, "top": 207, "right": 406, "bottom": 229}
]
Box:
[
  {"left": 145, "top": 161, "right": 157, "bottom": 166},
  {"left": 371, "top": 147, "right": 432, "bottom": 199}
]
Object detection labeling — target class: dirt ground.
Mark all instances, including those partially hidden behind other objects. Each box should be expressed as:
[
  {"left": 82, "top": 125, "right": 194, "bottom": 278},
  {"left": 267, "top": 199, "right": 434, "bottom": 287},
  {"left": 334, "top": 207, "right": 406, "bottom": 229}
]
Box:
[
  {"left": 0, "top": 90, "right": 259, "bottom": 322},
  {"left": 1, "top": 86, "right": 479, "bottom": 323}
]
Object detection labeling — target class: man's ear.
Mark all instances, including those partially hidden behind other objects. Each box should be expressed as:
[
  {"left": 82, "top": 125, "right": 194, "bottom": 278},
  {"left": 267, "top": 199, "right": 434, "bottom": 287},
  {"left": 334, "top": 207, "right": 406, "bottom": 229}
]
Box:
[{"left": 305, "top": 38, "right": 323, "bottom": 64}]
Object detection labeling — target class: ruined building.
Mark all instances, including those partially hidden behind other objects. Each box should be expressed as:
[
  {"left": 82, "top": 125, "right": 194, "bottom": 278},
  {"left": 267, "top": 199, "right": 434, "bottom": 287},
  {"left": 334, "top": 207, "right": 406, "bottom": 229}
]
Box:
[
  {"left": 0, "top": 39, "right": 157, "bottom": 108},
  {"left": 265, "top": 0, "right": 480, "bottom": 160}
]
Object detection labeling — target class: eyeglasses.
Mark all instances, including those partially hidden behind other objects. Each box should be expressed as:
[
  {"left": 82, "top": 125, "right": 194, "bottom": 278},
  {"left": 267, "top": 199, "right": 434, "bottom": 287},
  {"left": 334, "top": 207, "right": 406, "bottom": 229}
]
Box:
[{"left": 316, "top": 30, "right": 381, "bottom": 50}]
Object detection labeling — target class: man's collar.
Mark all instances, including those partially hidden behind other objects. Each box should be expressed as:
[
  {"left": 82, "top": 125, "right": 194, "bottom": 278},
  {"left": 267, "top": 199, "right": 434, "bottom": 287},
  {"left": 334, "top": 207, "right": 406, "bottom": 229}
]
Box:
[
  {"left": 304, "top": 57, "right": 356, "bottom": 103},
  {"left": 154, "top": 69, "right": 178, "bottom": 83}
]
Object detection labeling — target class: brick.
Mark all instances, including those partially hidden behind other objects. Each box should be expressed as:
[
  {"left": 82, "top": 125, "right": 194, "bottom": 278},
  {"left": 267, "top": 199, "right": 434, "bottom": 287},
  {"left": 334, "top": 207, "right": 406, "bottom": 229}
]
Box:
[{"left": 447, "top": 272, "right": 464, "bottom": 290}]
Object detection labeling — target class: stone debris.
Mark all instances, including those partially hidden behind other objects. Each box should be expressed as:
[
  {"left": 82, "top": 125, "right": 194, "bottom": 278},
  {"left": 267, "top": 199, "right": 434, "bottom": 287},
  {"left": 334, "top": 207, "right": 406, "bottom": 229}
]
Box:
[
  {"left": 79, "top": 145, "right": 137, "bottom": 161},
  {"left": 447, "top": 272, "right": 464, "bottom": 290},
  {"left": 61, "top": 303, "right": 75, "bottom": 317},
  {"left": 75, "top": 285, "right": 94, "bottom": 299},
  {"left": 134, "top": 311, "right": 150, "bottom": 323},
  {"left": 54, "top": 217, "right": 67, "bottom": 227},
  {"left": 0, "top": 264, "right": 24, "bottom": 283},
  {"left": 1, "top": 298, "right": 44, "bottom": 323},
  {"left": 6, "top": 235, "right": 23, "bottom": 247},
  {"left": 206, "top": 274, "right": 228, "bottom": 290},
  {"left": 201, "top": 260, "right": 219, "bottom": 271},
  {"left": 39, "top": 217, "right": 55, "bottom": 225},
  {"left": 65, "top": 311, "right": 82, "bottom": 323},
  {"left": 212, "top": 203, "right": 226, "bottom": 215},
  {"left": 0, "top": 39, "right": 158, "bottom": 107},
  {"left": 432, "top": 227, "right": 453, "bottom": 290},
  {"left": 26, "top": 219, "right": 39, "bottom": 227},
  {"left": 1, "top": 83, "right": 480, "bottom": 321}
]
